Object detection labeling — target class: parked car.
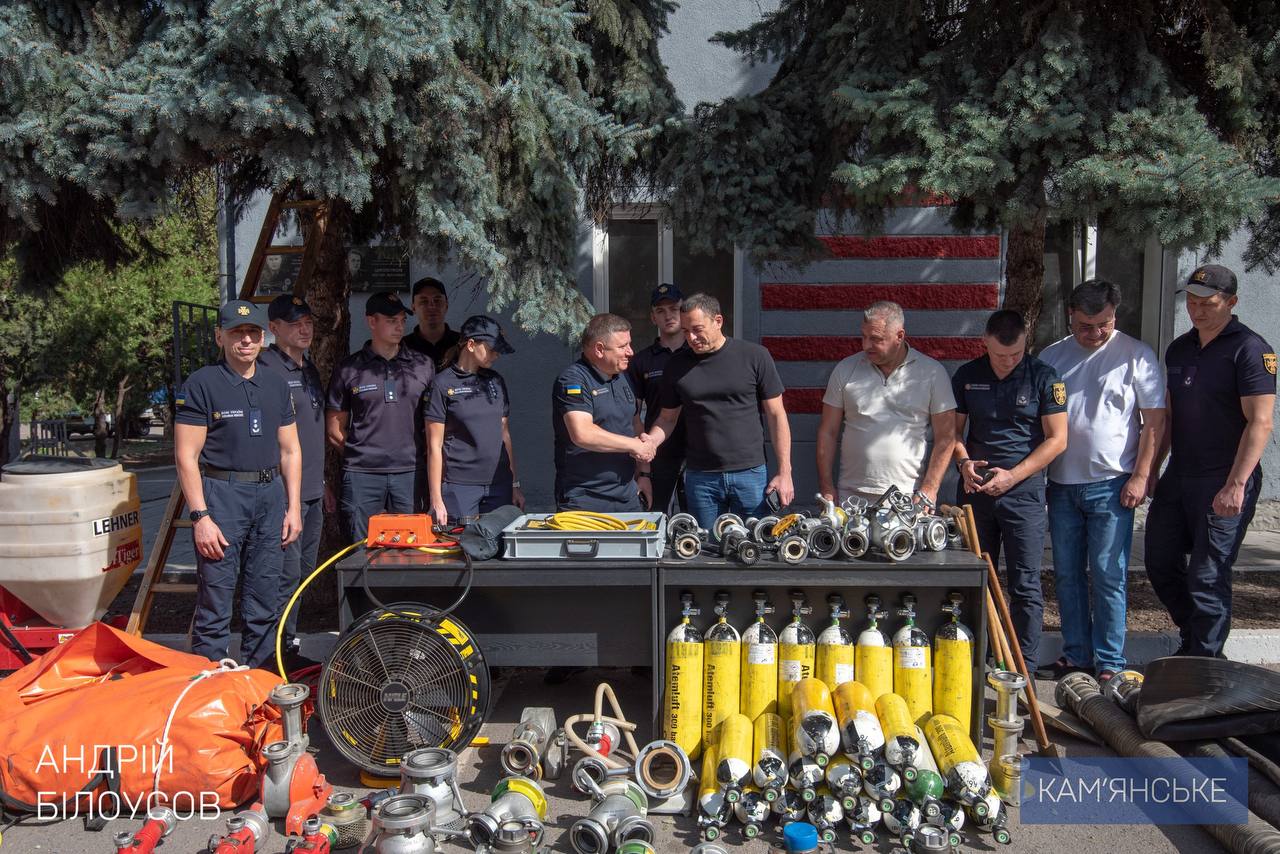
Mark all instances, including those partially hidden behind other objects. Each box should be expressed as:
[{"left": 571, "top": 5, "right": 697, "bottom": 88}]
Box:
[{"left": 62, "top": 411, "right": 112, "bottom": 438}]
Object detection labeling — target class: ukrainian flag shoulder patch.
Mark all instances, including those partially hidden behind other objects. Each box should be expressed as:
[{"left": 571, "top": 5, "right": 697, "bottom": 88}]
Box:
[{"left": 564, "top": 383, "right": 583, "bottom": 395}]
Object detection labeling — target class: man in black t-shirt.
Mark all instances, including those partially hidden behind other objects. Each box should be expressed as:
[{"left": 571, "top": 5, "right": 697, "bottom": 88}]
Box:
[
  {"left": 627, "top": 283, "right": 689, "bottom": 514},
  {"left": 644, "top": 292, "right": 794, "bottom": 528},
  {"left": 402, "top": 277, "right": 460, "bottom": 368}
]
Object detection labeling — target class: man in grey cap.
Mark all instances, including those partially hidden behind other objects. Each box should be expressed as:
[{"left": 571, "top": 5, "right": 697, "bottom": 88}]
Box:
[
  {"left": 258, "top": 294, "right": 326, "bottom": 669},
  {"left": 1147, "top": 264, "right": 1276, "bottom": 658}
]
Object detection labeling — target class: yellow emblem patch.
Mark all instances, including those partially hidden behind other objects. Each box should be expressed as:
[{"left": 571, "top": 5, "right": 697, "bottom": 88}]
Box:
[
  {"left": 212, "top": 411, "right": 221, "bottom": 420},
  {"left": 292, "top": 296, "right": 303, "bottom": 305},
  {"left": 237, "top": 305, "right": 251, "bottom": 316},
  {"left": 1052, "top": 382, "right": 1067, "bottom": 405},
  {"left": 1192, "top": 269, "right": 1207, "bottom": 283},
  {"left": 1265, "top": 353, "right": 1277, "bottom": 375}
]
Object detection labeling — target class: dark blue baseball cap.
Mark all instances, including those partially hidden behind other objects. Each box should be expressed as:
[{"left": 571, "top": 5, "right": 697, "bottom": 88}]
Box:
[
  {"left": 460, "top": 315, "right": 515, "bottom": 354},
  {"left": 218, "top": 300, "right": 267, "bottom": 330},
  {"left": 365, "top": 290, "right": 411, "bottom": 317},
  {"left": 650, "top": 283, "right": 683, "bottom": 306},
  {"left": 267, "top": 294, "right": 312, "bottom": 323}
]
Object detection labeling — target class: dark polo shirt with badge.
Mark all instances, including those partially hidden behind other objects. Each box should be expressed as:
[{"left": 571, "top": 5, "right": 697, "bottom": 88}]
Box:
[
  {"left": 403, "top": 325, "right": 461, "bottom": 369},
  {"left": 552, "top": 357, "right": 640, "bottom": 505},
  {"left": 952, "top": 354, "right": 1067, "bottom": 489},
  {"left": 425, "top": 364, "right": 512, "bottom": 486},
  {"left": 176, "top": 360, "right": 295, "bottom": 471},
  {"left": 326, "top": 343, "right": 436, "bottom": 473},
  {"left": 627, "top": 338, "right": 688, "bottom": 462},
  {"left": 1166, "top": 316, "right": 1276, "bottom": 479},
  {"left": 257, "top": 344, "right": 325, "bottom": 501}
]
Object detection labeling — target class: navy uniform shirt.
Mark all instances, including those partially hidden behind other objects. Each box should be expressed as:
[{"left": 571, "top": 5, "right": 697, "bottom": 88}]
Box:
[
  {"left": 176, "top": 360, "right": 295, "bottom": 471},
  {"left": 552, "top": 357, "right": 640, "bottom": 503},
  {"left": 627, "top": 338, "right": 688, "bottom": 461},
  {"left": 403, "top": 325, "right": 461, "bottom": 369},
  {"left": 952, "top": 354, "right": 1068, "bottom": 484},
  {"left": 326, "top": 344, "right": 435, "bottom": 473},
  {"left": 1166, "top": 316, "right": 1276, "bottom": 478},
  {"left": 424, "top": 364, "right": 512, "bottom": 486},
  {"left": 257, "top": 344, "right": 325, "bottom": 501}
]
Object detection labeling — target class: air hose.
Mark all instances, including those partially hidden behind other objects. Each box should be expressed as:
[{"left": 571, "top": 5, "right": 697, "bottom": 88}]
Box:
[{"left": 525, "top": 511, "right": 656, "bottom": 532}]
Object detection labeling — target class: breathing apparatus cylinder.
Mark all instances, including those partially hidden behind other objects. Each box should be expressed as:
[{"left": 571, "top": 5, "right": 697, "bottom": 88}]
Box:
[
  {"left": 823, "top": 756, "right": 862, "bottom": 811},
  {"left": 771, "top": 788, "right": 807, "bottom": 825},
  {"left": 932, "top": 594, "right": 974, "bottom": 736},
  {"left": 921, "top": 713, "right": 991, "bottom": 810},
  {"left": 751, "top": 711, "right": 788, "bottom": 800},
  {"left": 815, "top": 593, "right": 855, "bottom": 691},
  {"left": 777, "top": 594, "right": 815, "bottom": 720},
  {"left": 832, "top": 680, "right": 885, "bottom": 772},
  {"left": 855, "top": 596, "right": 893, "bottom": 700},
  {"left": 882, "top": 796, "right": 923, "bottom": 839},
  {"left": 875, "top": 692, "right": 922, "bottom": 776},
  {"left": 787, "top": 747, "right": 824, "bottom": 803},
  {"left": 790, "top": 677, "right": 841, "bottom": 766},
  {"left": 846, "top": 794, "right": 882, "bottom": 846},
  {"left": 664, "top": 593, "right": 704, "bottom": 760},
  {"left": 893, "top": 595, "right": 932, "bottom": 724},
  {"left": 697, "top": 743, "right": 729, "bottom": 840},
  {"left": 862, "top": 760, "right": 903, "bottom": 812},
  {"left": 702, "top": 593, "right": 741, "bottom": 753},
  {"left": 806, "top": 787, "right": 844, "bottom": 843},
  {"left": 714, "top": 713, "right": 754, "bottom": 802},
  {"left": 732, "top": 786, "right": 772, "bottom": 839},
  {"left": 740, "top": 593, "right": 778, "bottom": 721},
  {"left": 903, "top": 727, "right": 945, "bottom": 820},
  {"left": 966, "top": 787, "right": 1012, "bottom": 845}
]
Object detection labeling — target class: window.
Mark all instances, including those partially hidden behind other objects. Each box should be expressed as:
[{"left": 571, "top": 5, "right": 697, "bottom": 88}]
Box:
[{"left": 593, "top": 208, "right": 738, "bottom": 340}]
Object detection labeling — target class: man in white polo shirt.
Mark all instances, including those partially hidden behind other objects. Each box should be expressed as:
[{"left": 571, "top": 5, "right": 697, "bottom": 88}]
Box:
[
  {"left": 816, "top": 300, "right": 957, "bottom": 508},
  {"left": 1039, "top": 279, "right": 1165, "bottom": 682}
]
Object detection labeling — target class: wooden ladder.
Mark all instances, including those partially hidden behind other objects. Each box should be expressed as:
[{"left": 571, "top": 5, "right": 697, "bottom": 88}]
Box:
[{"left": 126, "top": 191, "right": 326, "bottom": 637}]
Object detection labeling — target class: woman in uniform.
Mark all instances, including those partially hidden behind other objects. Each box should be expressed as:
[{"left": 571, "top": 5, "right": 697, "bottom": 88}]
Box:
[{"left": 426, "top": 315, "right": 524, "bottom": 525}]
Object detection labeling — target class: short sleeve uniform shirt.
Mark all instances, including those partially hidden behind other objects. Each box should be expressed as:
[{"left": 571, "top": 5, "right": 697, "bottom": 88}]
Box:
[
  {"left": 176, "top": 360, "right": 295, "bottom": 471},
  {"left": 326, "top": 344, "right": 436, "bottom": 473}
]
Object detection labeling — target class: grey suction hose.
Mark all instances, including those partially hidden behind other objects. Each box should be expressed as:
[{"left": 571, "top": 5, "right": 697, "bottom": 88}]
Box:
[
  {"left": 1187, "top": 740, "right": 1280, "bottom": 834},
  {"left": 1058, "top": 673, "right": 1280, "bottom": 854}
]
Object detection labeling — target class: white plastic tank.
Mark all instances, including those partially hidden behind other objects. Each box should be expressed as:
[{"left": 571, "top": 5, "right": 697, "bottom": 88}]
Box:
[{"left": 0, "top": 457, "right": 143, "bottom": 627}]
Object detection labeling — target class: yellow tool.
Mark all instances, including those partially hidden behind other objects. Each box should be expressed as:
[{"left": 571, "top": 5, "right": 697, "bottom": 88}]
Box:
[
  {"left": 702, "top": 592, "right": 741, "bottom": 753},
  {"left": 663, "top": 593, "right": 704, "bottom": 760},
  {"left": 892, "top": 594, "right": 932, "bottom": 724},
  {"left": 777, "top": 593, "right": 815, "bottom": 719}
]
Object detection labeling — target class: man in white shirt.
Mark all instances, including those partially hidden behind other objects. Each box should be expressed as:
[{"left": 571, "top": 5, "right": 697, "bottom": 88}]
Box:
[
  {"left": 1039, "top": 279, "right": 1166, "bottom": 682},
  {"left": 816, "top": 301, "right": 956, "bottom": 508}
]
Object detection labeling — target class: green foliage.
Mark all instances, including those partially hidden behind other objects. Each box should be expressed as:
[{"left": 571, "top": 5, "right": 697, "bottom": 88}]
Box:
[{"left": 0, "top": 0, "right": 680, "bottom": 338}]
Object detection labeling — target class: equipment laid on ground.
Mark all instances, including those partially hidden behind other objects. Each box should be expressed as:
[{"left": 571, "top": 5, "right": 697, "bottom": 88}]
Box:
[
  {"left": 702, "top": 592, "right": 742, "bottom": 751},
  {"left": 502, "top": 512, "right": 665, "bottom": 559},
  {"left": 286, "top": 817, "right": 338, "bottom": 853},
  {"left": 319, "top": 602, "right": 489, "bottom": 775},
  {"left": 663, "top": 593, "right": 704, "bottom": 760},
  {"left": 787, "top": 745, "right": 824, "bottom": 803},
  {"left": 752, "top": 712, "right": 788, "bottom": 800},
  {"left": 565, "top": 683, "right": 642, "bottom": 794},
  {"left": 845, "top": 794, "right": 881, "bottom": 845},
  {"left": 713, "top": 712, "right": 755, "bottom": 802},
  {"left": 734, "top": 786, "right": 772, "bottom": 838},
  {"left": 904, "top": 728, "right": 945, "bottom": 820},
  {"left": 633, "top": 738, "right": 693, "bottom": 813},
  {"left": 321, "top": 792, "right": 371, "bottom": 850},
  {"left": 862, "top": 759, "right": 903, "bottom": 810},
  {"left": 502, "top": 707, "right": 566, "bottom": 781},
  {"left": 854, "top": 596, "right": 892, "bottom": 699},
  {"left": 468, "top": 777, "right": 548, "bottom": 851},
  {"left": 740, "top": 592, "right": 778, "bottom": 720},
  {"left": 569, "top": 778, "right": 654, "bottom": 853},
  {"left": 823, "top": 756, "right": 861, "bottom": 811},
  {"left": 893, "top": 595, "right": 932, "bottom": 723},
  {"left": 360, "top": 794, "right": 438, "bottom": 853},
  {"left": 832, "top": 680, "right": 883, "bottom": 772},
  {"left": 814, "top": 594, "right": 854, "bottom": 691},
  {"left": 0, "top": 458, "right": 141, "bottom": 668},
  {"left": 778, "top": 593, "right": 815, "bottom": 719},
  {"left": 697, "top": 743, "right": 730, "bottom": 840},
  {"left": 877, "top": 693, "right": 922, "bottom": 776},
  {"left": 921, "top": 714, "right": 990, "bottom": 811},
  {"left": 986, "top": 669, "right": 1026, "bottom": 802},
  {"left": 210, "top": 809, "right": 271, "bottom": 854},
  {"left": 806, "top": 787, "right": 844, "bottom": 843},
  {"left": 113, "top": 807, "right": 175, "bottom": 854},
  {"left": 790, "top": 677, "right": 840, "bottom": 766},
  {"left": 259, "top": 683, "right": 333, "bottom": 835},
  {"left": 932, "top": 594, "right": 974, "bottom": 735}
]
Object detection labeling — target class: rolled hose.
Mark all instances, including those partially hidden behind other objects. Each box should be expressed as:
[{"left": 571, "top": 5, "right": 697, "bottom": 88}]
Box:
[
  {"left": 1187, "top": 740, "right": 1280, "bottom": 834},
  {"left": 1057, "top": 673, "right": 1280, "bottom": 854}
]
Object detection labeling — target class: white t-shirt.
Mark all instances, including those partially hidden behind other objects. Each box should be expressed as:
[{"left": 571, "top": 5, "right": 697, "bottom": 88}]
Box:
[
  {"left": 822, "top": 347, "right": 957, "bottom": 498},
  {"left": 1039, "top": 331, "right": 1165, "bottom": 485}
]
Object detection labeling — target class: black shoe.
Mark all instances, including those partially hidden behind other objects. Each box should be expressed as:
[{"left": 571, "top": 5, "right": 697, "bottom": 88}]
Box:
[
  {"left": 1035, "top": 656, "right": 1092, "bottom": 681},
  {"left": 544, "top": 666, "right": 586, "bottom": 685}
]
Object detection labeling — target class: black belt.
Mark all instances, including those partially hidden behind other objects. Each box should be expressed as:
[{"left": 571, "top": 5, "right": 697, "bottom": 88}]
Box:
[{"left": 202, "top": 465, "right": 278, "bottom": 483}]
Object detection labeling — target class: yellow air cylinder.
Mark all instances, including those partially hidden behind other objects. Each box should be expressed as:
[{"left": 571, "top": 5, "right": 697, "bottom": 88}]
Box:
[
  {"left": 697, "top": 742, "right": 727, "bottom": 839},
  {"left": 664, "top": 594, "right": 704, "bottom": 760},
  {"left": 933, "top": 594, "right": 975, "bottom": 736},
  {"left": 777, "top": 594, "right": 815, "bottom": 720},
  {"left": 922, "top": 713, "right": 991, "bottom": 808},
  {"left": 751, "top": 712, "right": 787, "bottom": 799},
  {"left": 832, "top": 681, "right": 885, "bottom": 770},
  {"left": 855, "top": 596, "right": 893, "bottom": 700},
  {"left": 702, "top": 594, "right": 741, "bottom": 754},
  {"left": 740, "top": 594, "right": 778, "bottom": 721},
  {"left": 815, "top": 593, "right": 855, "bottom": 691},
  {"left": 715, "top": 713, "right": 754, "bottom": 799},
  {"left": 790, "top": 677, "right": 840, "bottom": 765},
  {"left": 875, "top": 692, "right": 922, "bottom": 774},
  {"left": 892, "top": 595, "right": 932, "bottom": 724}
]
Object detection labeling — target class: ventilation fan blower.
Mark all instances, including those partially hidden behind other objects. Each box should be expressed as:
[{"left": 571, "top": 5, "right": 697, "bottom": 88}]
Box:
[{"left": 319, "top": 602, "right": 490, "bottom": 775}]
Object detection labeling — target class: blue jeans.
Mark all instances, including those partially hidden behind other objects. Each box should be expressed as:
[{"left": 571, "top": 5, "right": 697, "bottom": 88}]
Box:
[
  {"left": 341, "top": 469, "right": 418, "bottom": 543},
  {"left": 1048, "top": 476, "right": 1133, "bottom": 672},
  {"left": 684, "top": 465, "right": 769, "bottom": 530}
]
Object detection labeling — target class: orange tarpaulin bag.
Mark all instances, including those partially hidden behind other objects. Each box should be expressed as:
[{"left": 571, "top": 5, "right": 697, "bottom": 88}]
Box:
[{"left": 0, "top": 623, "right": 286, "bottom": 818}]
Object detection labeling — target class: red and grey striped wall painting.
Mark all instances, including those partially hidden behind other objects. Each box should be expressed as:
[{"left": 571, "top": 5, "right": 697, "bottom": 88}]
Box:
[{"left": 759, "top": 207, "right": 1004, "bottom": 415}]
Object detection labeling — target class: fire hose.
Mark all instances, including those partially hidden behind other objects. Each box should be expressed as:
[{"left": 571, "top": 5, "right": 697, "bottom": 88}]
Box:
[
  {"left": 564, "top": 683, "right": 643, "bottom": 788},
  {"left": 1056, "top": 673, "right": 1280, "bottom": 854},
  {"left": 525, "top": 512, "right": 657, "bottom": 532}
]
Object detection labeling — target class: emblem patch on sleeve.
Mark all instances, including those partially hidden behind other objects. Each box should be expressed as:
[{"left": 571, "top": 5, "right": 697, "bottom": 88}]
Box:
[
  {"left": 1264, "top": 353, "right": 1277, "bottom": 375},
  {"left": 1052, "top": 382, "right": 1067, "bottom": 405}
]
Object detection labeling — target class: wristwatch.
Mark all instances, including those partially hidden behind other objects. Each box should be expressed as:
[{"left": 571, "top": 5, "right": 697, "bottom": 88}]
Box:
[
  {"left": 189, "top": 509, "right": 211, "bottom": 523},
  {"left": 636, "top": 472, "right": 652, "bottom": 480},
  {"left": 512, "top": 480, "right": 521, "bottom": 489}
]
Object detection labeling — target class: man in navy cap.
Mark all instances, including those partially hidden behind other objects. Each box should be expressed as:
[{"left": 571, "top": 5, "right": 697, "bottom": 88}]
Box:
[
  {"left": 174, "top": 300, "right": 302, "bottom": 668},
  {"left": 1146, "top": 264, "right": 1276, "bottom": 658},
  {"left": 258, "top": 295, "right": 325, "bottom": 668},
  {"left": 327, "top": 291, "right": 436, "bottom": 542},
  {"left": 403, "top": 276, "right": 460, "bottom": 369},
  {"left": 627, "top": 283, "right": 690, "bottom": 514}
]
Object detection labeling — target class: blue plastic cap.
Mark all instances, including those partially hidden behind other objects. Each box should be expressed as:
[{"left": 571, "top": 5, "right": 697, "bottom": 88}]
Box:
[{"left": 783, "top": 821, "right": 819, "bottom": 851}]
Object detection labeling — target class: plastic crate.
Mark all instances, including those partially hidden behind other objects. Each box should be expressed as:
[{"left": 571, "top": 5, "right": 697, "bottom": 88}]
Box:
[{"left": 500, "top": 512, "right": 668, "bottom": 560}]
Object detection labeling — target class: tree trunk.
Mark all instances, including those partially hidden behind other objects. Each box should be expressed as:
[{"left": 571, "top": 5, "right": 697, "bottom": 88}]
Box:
[
  {"left": 110, "top": 375, "right": 131, "bottom": 458},
  {"left": 92, "top": 390, "right": 109, "bottom": 459},
  {"left": 161, "top": 387, "right": 175, "bottom": 441},
  {"left": 1003, "top": 208, "right": 1049, "bottom": 343},
  {"left": 0, "top": 390, "right": 16, "bottom": 467}
]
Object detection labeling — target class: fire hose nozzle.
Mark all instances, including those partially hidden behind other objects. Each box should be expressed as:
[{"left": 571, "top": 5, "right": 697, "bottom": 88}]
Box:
[{"left": 1054, "top": 671, "right": 1102, "bottom": 709}]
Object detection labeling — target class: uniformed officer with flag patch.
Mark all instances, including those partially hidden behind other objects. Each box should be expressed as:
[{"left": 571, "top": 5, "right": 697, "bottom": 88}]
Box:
[
  {"left": 951, "top": 309, "right": 1069, "bottom": 678},
  {"left": 1146, "top": 264, "right": 1277, "bottom": 658}
]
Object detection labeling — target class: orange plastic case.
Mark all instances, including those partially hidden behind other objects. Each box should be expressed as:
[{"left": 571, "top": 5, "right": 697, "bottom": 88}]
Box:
[{"left": 0, "top": 623, "right": 287, "bottom": 812}]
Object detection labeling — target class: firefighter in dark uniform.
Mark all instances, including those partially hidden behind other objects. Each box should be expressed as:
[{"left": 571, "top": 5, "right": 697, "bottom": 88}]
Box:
[
  {"left": 1146, "top": 264, "right": 1276, "bottom": 658},
  {"left": 257, "top": 294, "right": 325, "bottom": 668},
  {"left": 552, "top": 313, "right": 653, "bottom": 512},
  {"left": 326, "top": 291, "right": 436, "bottom": 542},
  {"left": 627, "top": 283, "right": 689, "bottom": 514},
  {"left": 403, "top": 277, "right": 460, "bottom": 369},
  {"left": 951, "top": 309, "right": 1068, "bottom": 677},
  {"left": 426, "top": 315, "right": 524, "bottom": 525},
  {"left": 174, "top": 300, "right": 302, "bottom": 669}
]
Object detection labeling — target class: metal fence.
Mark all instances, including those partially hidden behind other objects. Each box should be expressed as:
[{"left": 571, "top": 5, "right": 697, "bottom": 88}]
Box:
[
  {"left": 27, "top": 419, "right": 69, "bottom": 456},
  {"left": 172, "top": 301, "right": 220, "bottom": 388}
]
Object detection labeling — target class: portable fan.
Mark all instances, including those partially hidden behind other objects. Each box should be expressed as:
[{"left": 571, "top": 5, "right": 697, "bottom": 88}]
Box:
[{"left": 318, "top": 602, "right": 490, "bottom": 775}]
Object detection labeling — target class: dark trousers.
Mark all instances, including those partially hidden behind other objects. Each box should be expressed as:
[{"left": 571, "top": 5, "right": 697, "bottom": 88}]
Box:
[
  {"left": 1144, "top": 470, "right": 1261, "bottom": 658},
  {"left": 341, "top": 469, "right": 418, "bottom": 543},
  {"left": 279, "top": 496, "right": 323, "bottom": 644},
  {"left": 651, "top": 455, "right": 685, "bottom": 515},
  {"left": 962, "top": 482, "right": 1047, "bottom": 675},
  {"left": 556, "top": 486, "right": 644, "bottom": 513},
  {"left": 193, "top": 476, "right": 285, "bottom": 669},
  {"left": 442, "top": 480, "right": 514, "bottom": 524}
]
